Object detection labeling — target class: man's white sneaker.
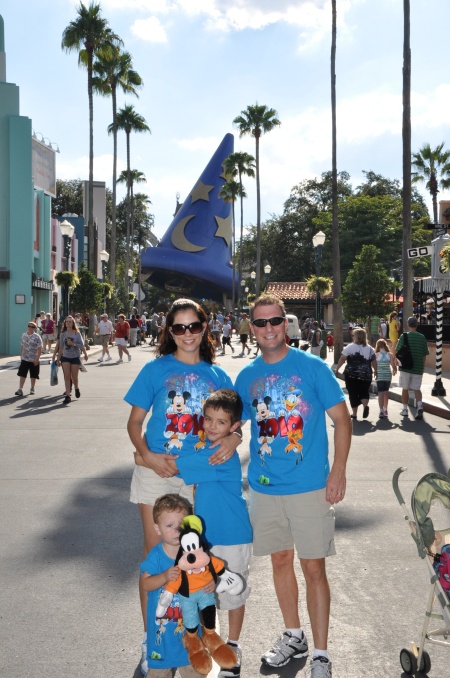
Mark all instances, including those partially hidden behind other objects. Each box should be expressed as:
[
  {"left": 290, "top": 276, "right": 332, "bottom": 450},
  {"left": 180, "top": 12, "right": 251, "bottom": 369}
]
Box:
[
  {"left": 30, "top": 387, "right": 35, "bottom": 395},
  {"left": 97, "top": 356, "right": 104, "bottom": 362},
  {"left": 261, "top": 631, "right": 308, "bottom": 667},
  {"left": 116, "top": 358, "right": 123, "bottom": 363},
  {"left": 105, "top": 355, "right": 112, "bottom": 361},
  {"left": 15, "top": 388, "right": 23, "bottom": 396},
  {"left": 415, "top": 407, "right": 424, "bottom": 420},
  {"left": 307, "top": 656, "right": 332, "bottom": 677},
  {"left": 128, "top": 355, "right": 132, "bottom": 362},
  {"left": 400, "top": 407, "right": 408, "bottom": 416}
]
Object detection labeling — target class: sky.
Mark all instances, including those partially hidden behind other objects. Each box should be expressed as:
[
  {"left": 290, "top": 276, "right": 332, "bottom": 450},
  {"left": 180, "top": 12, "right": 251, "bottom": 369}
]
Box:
[{"left": 2, "top": 0, "right": 450, "bottom": 242}]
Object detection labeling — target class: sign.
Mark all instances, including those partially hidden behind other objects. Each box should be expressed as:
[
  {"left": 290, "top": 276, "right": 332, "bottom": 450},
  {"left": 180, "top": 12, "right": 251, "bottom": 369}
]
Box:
[
  {"left": 407, "top": 246, "right": 432, "bottom": 259},
  {"left": 32, "top": 138, "right": 56, "bottom": 197}
]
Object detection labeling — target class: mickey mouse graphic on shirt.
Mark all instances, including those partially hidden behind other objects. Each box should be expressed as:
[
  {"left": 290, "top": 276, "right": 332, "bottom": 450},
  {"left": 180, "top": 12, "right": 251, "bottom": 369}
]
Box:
[
  {"left": 164, "top": 390, "right": 193, "bottom": 452},
  {"left": 253, "top": 396, "right": 275, "bottom": 466}
]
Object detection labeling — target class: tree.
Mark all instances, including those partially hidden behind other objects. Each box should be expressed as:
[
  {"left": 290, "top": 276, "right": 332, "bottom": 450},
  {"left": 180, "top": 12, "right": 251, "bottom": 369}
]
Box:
[
  {"left": 223, "top": 151, "right": 255, "bottom": 284},
  {"left": 70, "top": 267, "right": 104, "bottom": 317},
  {"left": 111, "top": 105, "right": 151, "bottom": 287},
  {"left": 412, "top": 142, "right": 450, "bottom": 223},
  {"left": 341, "top": 245, "right": 394, "bottom": 323},
  {"left": 61, "top": 2, "right": 121, "bottom": 274},
  {"left": 93, "top": 46, "right": 143, "bottom": 286},
  {"left": 53, "top": 179, "right": 84, "bottom": 217},
  {"left": 219, "top": 179, "right": 246, "bottom": 307},
  {"left": 117, "top": 169, "right": 147, "bottom": 260},
  {"left": 233, "top": 103, "right": 280, "bottom": 295}
]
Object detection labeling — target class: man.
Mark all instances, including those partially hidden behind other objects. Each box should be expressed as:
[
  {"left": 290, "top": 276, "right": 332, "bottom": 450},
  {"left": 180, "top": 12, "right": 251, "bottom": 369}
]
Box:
[
  {"left": 395, "top": 315, "right": 429, "bottom": 420},
  {"left": 235, "top": 294, "right": 351, "bottom": 678},
  {"left": 16, "top": 321, "right": 43, "bottom": 396},
  {"left": 96, "top": 314, "right": 113, "bottom": 362},
  {"left": 238, "top": 313, "right": 251, "bottom": 356}
]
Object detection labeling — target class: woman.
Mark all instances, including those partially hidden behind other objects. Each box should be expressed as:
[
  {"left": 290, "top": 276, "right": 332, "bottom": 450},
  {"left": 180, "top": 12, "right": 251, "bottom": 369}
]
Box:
[
  {"left": 374, "top": 338, "right": 397, "bottom": 418},
  {"left": 54, "top": 316, "right": 88, "bottom": 404},
  {"left": 335, "top": 327, "right": 375, "bottom": 420},
  {"left": 124, "top": 298, "right": 241, "bottom": 673},
  {"left": 388, "top": 311, "right": 400, "bottom": 348},
  {"left": 114, "top": 314, "right": 131, "bottom": 363},
  {"left": 41, "top": 313, "right": 55, "bottom": 354}
]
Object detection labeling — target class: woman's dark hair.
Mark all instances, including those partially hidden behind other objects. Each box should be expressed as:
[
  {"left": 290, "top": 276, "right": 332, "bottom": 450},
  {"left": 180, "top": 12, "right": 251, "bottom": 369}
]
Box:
[{"left": 157, "top": 298, "right": 216, "bottom": 363}]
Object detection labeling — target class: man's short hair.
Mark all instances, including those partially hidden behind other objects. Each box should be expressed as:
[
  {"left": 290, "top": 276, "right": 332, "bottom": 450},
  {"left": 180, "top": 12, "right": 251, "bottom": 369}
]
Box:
[
  {"left": 153, "top": 494, "right": 193, "bottom": 524},
  {"left": 407, "top": 316, "right": 418, "bottom": 328},
  {"left": 250, "top": 293, "right": 285, "bottom": 321},
  {"left": 203, "top": 388, "right": 243, "bottom": 425}
]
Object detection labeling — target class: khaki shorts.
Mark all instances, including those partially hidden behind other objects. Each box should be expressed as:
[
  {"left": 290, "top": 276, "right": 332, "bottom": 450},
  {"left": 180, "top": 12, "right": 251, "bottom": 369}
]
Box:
[
  {"left": 99, "top": 335, "right": 110, "bottom": 347},
  {"left": 249, "top": 488, "right": 336, "bottom": 559},
  {"left": 130, "top": 464, "right": 194, "bottom": 506},
  {"left": 148, "top": 666, "right": 203, "bottom": 678},
  {"left": 210, "top": 543, "right": 252, "bottom": 610},
  {"left": 399, "top": 371, "right": 423, "bottom": 391}
]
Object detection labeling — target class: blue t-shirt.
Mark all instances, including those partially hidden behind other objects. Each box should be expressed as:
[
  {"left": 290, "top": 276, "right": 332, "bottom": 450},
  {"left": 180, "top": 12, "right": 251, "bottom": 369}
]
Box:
[
  {"left": 234, "top": 347, "right": 345, "bottom": 495},
  {"left": 176, "top": 447, "right": 252, "bottom": 547},
  {"left": 124, "top": 354, "right": 233, "bottom": 456},
  {"left": 140, "top": 543, "right": 189, "bottom": 669}
]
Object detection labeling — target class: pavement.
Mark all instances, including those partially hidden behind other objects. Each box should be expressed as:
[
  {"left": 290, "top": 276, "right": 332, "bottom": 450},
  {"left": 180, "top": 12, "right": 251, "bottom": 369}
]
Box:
[{"left": 1, "top": 337, "right": 450, "bottom": 678}]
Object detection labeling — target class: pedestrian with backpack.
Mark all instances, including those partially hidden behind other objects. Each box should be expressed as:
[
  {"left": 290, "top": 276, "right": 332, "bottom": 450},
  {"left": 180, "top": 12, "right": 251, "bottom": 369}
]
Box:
[{"left": 395, "top": 316, "right": 429, "bottom": 420}]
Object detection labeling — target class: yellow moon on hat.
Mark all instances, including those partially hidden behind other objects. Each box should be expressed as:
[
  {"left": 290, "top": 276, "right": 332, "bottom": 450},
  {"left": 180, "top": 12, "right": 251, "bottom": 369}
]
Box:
[{"left": 171, "top": 216, "right": 205, "bottom": 253}]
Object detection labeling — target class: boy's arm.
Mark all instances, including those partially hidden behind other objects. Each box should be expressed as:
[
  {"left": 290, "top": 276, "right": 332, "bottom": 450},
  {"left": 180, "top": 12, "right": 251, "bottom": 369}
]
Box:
[{"left": 141, "top": 566, "right": 180, "bottom": 592}]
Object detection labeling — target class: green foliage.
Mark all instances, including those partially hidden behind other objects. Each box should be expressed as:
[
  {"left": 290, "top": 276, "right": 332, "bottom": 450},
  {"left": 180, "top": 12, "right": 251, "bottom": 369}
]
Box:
[
  {"left": 69, "top": 268, "right": 104, "bottom": 314},
  {"left": 55, "top": 271, "right": 79, "bottom": 290},
  {"left": 305, "top": 276, "right": 333, "bottom": 296},
  {"left": 53, "top": 179, "right": 84, "bottom": 217},
  {"left": 341, "top": 245, "right": 394, "bottom": 321}
]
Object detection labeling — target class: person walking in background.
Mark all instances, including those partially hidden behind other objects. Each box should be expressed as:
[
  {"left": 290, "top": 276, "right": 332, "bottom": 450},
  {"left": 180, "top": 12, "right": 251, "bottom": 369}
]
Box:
[
  {"left": 238, "top": 313, "right": 251, "bottom": 356},
  {"left": 335, "top": 327, "right": 376, "bottom": 420},
  {"left": 41, "top": 313, "right": 55, "bottom": 354},
  {"left": 53, "top": 316, "right": 88, "bottom": 404},
  {"left": 327, "top": 331, "right": 334, "bottom": 352},
  {"left": 374, "top": 338, "right": 397, "bottom": 418},
  {"left": 209, "top": 313, "right": 223, "bottom": 350},
  {"left": 388, "top": 311, "right": 400, "bottom": 348},
  {"left": 15, "top": 321, "right": 42, "bottom": 396},
  {"left": 115, "top": 314, "right": 131, "bottom": 363},
  {"left": 309, "top": 321, "right": 323, "bottom": 357},
  {"left": 395, "top": 316, "right": 429, "bottom": 420},
  {"left": 221, "top": 317, "right": 234, "bottom": 354},
  {"left": 129, "top": 314, "right": 139, "bottom": 348},
  {"left": 96, "top": 313, "right": 113, "bottom": 362}
]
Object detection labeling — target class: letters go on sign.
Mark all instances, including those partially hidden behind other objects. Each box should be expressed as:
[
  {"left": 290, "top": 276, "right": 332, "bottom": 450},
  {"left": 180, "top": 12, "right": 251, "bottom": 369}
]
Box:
[{"left": 407, "top": 246, "right": 432, "bottom": 259}]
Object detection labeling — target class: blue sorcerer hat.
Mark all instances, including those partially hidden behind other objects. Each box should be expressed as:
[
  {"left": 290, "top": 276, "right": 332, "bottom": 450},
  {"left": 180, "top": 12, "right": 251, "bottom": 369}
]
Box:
[{"left": 141, "top": 133, "right": 238, "bottom": 301}]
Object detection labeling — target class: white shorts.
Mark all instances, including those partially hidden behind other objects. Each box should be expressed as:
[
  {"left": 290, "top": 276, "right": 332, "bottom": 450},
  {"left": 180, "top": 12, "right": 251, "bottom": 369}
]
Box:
[
  {"left": 210, "top": 543, "right": 252, "bottom": 610},
  {"left": 115, "top": 337, "right": 128, "bottom": 347},
  {"left": 130, "top": 465, "right": 194, "bottom": 505},
  {"left": 399, "top": 371, "right": 423, "bottom": 391}
]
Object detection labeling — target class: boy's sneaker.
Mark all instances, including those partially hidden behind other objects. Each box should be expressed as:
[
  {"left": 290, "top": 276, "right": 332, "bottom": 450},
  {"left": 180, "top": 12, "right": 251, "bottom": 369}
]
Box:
[
  {"left": 30, "top": 387, "right": 35, "bottom": 395},
  {"left": 140, "top": 636, "right": 147, "bottom": 676},
  {"left": 415, "top": 407, "right": 424, "bottom": 420},
  {"left": 400, "top": 407, "right": 408, "bottom": 416},
  {"left": 306, "top": 656, "right": 332, "bottom": 677},
  {"left": 261, "top": 631, "right": 308, "bottom": 667},
  {"left": 15, "top": 388, "right": 23, "bottom": 396},
  {"left": 219, "top": 642, "right": 242, "bottom": 677}
]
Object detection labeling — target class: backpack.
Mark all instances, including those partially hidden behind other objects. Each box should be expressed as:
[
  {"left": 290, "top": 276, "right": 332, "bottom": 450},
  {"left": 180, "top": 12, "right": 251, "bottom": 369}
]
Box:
[{"left": 396, "top": 332, "right": 413, "bottom": 370}]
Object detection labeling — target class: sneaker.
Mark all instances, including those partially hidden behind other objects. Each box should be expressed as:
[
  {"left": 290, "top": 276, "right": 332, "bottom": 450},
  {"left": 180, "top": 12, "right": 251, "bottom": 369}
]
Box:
[
  {"left": 117, "top": 359, "right": 123, "bottom": 363},
  {"left": 415, "top": 407, "right": 423, "bottom": 420},
  {"left": 400, "top": 407, "right": 408, "bottom": 416},
  {"left": 30, "top": 387, "right": 35, "bottom": 395},
  {"left": 383, "top": 408, "right": 389, "bottom": 418},
  {"left": 261, "top": 631, "right": 308, "bottom": 667},
  {"left": 105, "top": 355, "right": 112, "bottom": 362},
  {"left": 238, "top": 352, "right": 244, "bottom": 357},
  {"left": 247, "top": 346, "right": 251, "bottom": 354},
  {"left": 306, "top": 656, "right": 332, "bottom": 677},
  {"left": 128, "top": 355, "right": 132, "bottom": 362},
  {"left": 97, "top": 356, "right": 104, "bottom": 362},
  {"left": 231, "top": 347, "right": 235, "bottom": 353},
  {"left": 363, "top": 405, "right": 369, "bottom": 418},
  {"left": 63, "top": 395, "right": 71, "bottom": 405},
  {"left": 140, "top": 636, "right": 147, "bottom": 676},
  {"left": 15, "top": 388, "right": 23, "bottom": 396},
  {"left": 75, "top": 388, "right": 80, "bottom": 399},
  {"left": 379, "top": 410, "right": 384, "bottom": 418},
  {"left": 219, "top": 643, "right": 242, "bottom": 677}
]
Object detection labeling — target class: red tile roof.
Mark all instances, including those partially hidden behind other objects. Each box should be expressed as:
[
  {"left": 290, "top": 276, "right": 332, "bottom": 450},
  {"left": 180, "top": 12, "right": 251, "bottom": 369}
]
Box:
[{"left": 266, "top": 282, "right": 333, "bottom": 302}]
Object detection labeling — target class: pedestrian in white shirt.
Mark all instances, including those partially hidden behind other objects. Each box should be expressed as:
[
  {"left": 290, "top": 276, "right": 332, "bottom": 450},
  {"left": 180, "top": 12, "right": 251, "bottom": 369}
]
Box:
[{"left": 97, "top": 314, "right": 113, "bottom": 362}]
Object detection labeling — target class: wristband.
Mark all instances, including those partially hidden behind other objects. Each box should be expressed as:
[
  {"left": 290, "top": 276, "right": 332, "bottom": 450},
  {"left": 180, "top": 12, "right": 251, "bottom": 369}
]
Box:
[{"left": 231, "top": 431, "right": 242, "bottom": 439}]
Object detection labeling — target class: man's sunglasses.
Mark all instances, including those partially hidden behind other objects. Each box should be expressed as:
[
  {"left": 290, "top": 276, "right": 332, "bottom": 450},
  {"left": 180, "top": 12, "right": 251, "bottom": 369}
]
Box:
[
  {"left": 251, "top": 316, "right": 285, "bottom": 328},
  {"left": 171, "top": 322, "right": 204, "bottom": 336}
]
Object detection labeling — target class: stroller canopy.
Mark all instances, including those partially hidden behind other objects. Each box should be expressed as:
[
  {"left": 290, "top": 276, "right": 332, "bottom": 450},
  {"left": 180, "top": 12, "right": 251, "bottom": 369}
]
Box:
[{"left": 412, "top": 472, "right": 450, "bottom": 550}]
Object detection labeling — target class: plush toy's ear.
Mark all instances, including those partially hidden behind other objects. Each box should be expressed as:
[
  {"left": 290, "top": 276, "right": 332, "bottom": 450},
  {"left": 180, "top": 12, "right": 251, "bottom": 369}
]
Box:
[
  {"left": 181, "top": 515, "right": 203, "bottom": 535},
  {"left": 174, "top": 545, "right": 184, "bottom": 566}
]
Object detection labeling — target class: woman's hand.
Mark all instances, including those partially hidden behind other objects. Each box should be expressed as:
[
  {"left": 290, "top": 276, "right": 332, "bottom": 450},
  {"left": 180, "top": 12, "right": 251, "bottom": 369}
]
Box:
[
  {"left": 140, "top": 448, "right": 180, "bottom": 478},
  {"left": 83, "top": 354, "right": 88, "bottom": 361},
  {"left": 208, "top": 433, "right": 239, "bottom": 466}
]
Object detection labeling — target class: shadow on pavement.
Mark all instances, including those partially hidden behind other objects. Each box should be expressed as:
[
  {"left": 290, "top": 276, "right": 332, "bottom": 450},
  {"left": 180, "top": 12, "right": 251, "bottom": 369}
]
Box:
[
  {"left": 335, "top": 505, "right": 383, "bottom": 532},
  {"left": 8, "top": 394, "right": 66, "bottom": 417},
  {"left": 259, "top": 656, "right": 308, "bottom": 676}
]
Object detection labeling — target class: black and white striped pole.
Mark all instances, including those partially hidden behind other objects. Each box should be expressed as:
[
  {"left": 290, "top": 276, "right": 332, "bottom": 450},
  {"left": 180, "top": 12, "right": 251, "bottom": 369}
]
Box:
[{"left": 431, "top": 232, "right": 450, "bottom": 396}]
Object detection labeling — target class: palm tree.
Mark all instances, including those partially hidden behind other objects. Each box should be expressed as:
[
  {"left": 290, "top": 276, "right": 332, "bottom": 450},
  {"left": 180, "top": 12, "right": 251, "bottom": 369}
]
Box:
[
  {"left": 402, "top": 1, "right": 413, "bottom": 322},
  {"left": 117, "top": 169, "right": 147, "bottom": 267},
  {"left": 223, "top": 151, "right": 255, "bottom": 285},
  {"left": 219, "top": 179, "right": 246, "bottom": 308},
  {"left": 93, "top": 46, "right": 143, "bottom": 286},
  {"left": 412, "top": 142, "right": 450, "bottom": 223},
  {"left": 233, "top": 104, "right": 280, "bottom": 295},
  {"left": 111, "top": 105, "right": 151, "bottom": 285},
  {"left": 61, "top": 2, "right": 121, "bottom": 274}
]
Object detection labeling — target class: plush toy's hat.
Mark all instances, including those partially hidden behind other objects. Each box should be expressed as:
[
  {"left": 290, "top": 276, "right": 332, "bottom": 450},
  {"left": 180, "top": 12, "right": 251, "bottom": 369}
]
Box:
[{"left": 141, "top": 133, "right": 238, "bottom": 301}]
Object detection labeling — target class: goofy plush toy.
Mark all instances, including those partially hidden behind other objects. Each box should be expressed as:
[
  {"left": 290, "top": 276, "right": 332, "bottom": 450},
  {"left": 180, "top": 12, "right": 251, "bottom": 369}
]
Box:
[{"left": 156, "top": 515, "right": 244, "bottom": 675}]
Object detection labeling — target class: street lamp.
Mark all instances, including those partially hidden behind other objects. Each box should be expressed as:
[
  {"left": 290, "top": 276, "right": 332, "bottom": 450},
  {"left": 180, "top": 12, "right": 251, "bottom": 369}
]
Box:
[
  {"left": 312, "top": 230, "right": 326, "bottom": 322},
  {"left": 240, "top": 279, "right": 245, "bottom": 307},
  {"left": 250, "top": 270, "right": 256, "bottom": 296},
  {"left": 59, "top": 220, "right": 75, "bottom": 322},
  {"left": 100, "top": 249, "right": 109, "bottom": 281},
  {"left": 264, "top": 264, "right": 271, "bottom": 290}
]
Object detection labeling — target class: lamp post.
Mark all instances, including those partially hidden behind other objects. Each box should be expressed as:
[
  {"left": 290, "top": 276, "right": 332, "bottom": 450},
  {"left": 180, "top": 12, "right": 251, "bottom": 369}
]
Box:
[
  {"left": 312, "top": 230, "right": 326, "bottom": 323},
  {"left": 264, "top": 264, "right": 271, "bottom": 290},
  {"left": 100, "top": 250, "right": 109, "bottom": 314},
  {"left": 240, "top": 279, "right": 245, "bottom": 308},
  {"left": 59, "top": 220, "right": 75, "bottom": 322},
  {"left": 128, "top": 268, "right": 134, "bottom": 313},
  {"left": 250, "top": 270, "right": 256, "bottom": 297}
]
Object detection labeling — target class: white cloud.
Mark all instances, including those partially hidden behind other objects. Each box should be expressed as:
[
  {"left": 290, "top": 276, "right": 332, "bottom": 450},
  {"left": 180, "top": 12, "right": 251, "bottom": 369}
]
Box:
[
  {"left": 176, "top": 136, "right": 221, "bottom": 152},
  {"left": 57, "top": 154, "right": 126, "bottom": 185},
  {"left": 130, "top": 16, "right": 168, "bottom": 42}
]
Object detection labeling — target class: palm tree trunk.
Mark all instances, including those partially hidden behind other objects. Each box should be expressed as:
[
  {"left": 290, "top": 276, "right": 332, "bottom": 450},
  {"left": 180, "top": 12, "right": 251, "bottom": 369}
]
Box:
[
  {"left": 238, "top": 169, "right": 244, "bottom": 286},
  {"left": 110, "top": 85, "right": 117, "bottom": 286},
  {"left": 232, "top": 200, "right": 236, "bottom": 308},
  {"left": 402, "top": 0, "right": 413, "bottom": 321},
  {"left": 255, "top": 134, "right": 261, "bottom": 296},
  {"left": 331, "top": 0, "right": 343, "bottom": 364},
  {"left": 88, "top": 49, "right": 95, "bottom": 275},
  {"left": 125, "top": 132, "right": 131, "bottom": 292},
  {"left": 130, "top": 179, "right": 135, "bottom": 269}
]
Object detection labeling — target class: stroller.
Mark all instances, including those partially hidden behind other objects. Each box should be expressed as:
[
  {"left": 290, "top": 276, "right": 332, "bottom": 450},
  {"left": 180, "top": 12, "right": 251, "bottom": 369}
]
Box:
[{"left": 393, "top": 467, "right": 450, "bottom": 675}]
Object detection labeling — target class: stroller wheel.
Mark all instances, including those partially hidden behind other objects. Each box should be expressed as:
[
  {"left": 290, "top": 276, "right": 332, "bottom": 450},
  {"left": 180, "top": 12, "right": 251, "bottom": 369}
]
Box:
[
  {"left": 418, "top": 650, "right": 431, "bottom": 674},
  {"left": 399, "top": 648, "right": 417, "bottom": 675}
]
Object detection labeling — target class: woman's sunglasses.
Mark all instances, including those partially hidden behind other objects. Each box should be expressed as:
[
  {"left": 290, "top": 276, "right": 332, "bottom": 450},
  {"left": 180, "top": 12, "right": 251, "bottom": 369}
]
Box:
[
  {"left": 171, "top": 322, "right": 204, "bottom": 336},
  {"left": 252, "top": 316, "right": 285, "bottom": 328}
]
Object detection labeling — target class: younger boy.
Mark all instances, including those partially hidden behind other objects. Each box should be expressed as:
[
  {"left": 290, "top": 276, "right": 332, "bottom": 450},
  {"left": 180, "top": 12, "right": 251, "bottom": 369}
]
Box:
[
  {"left": 135, "top": 390, "right": 252, "bottom": 678},
  {"left": 140, "top": 494, "right": 203, "bottom": 678}
]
